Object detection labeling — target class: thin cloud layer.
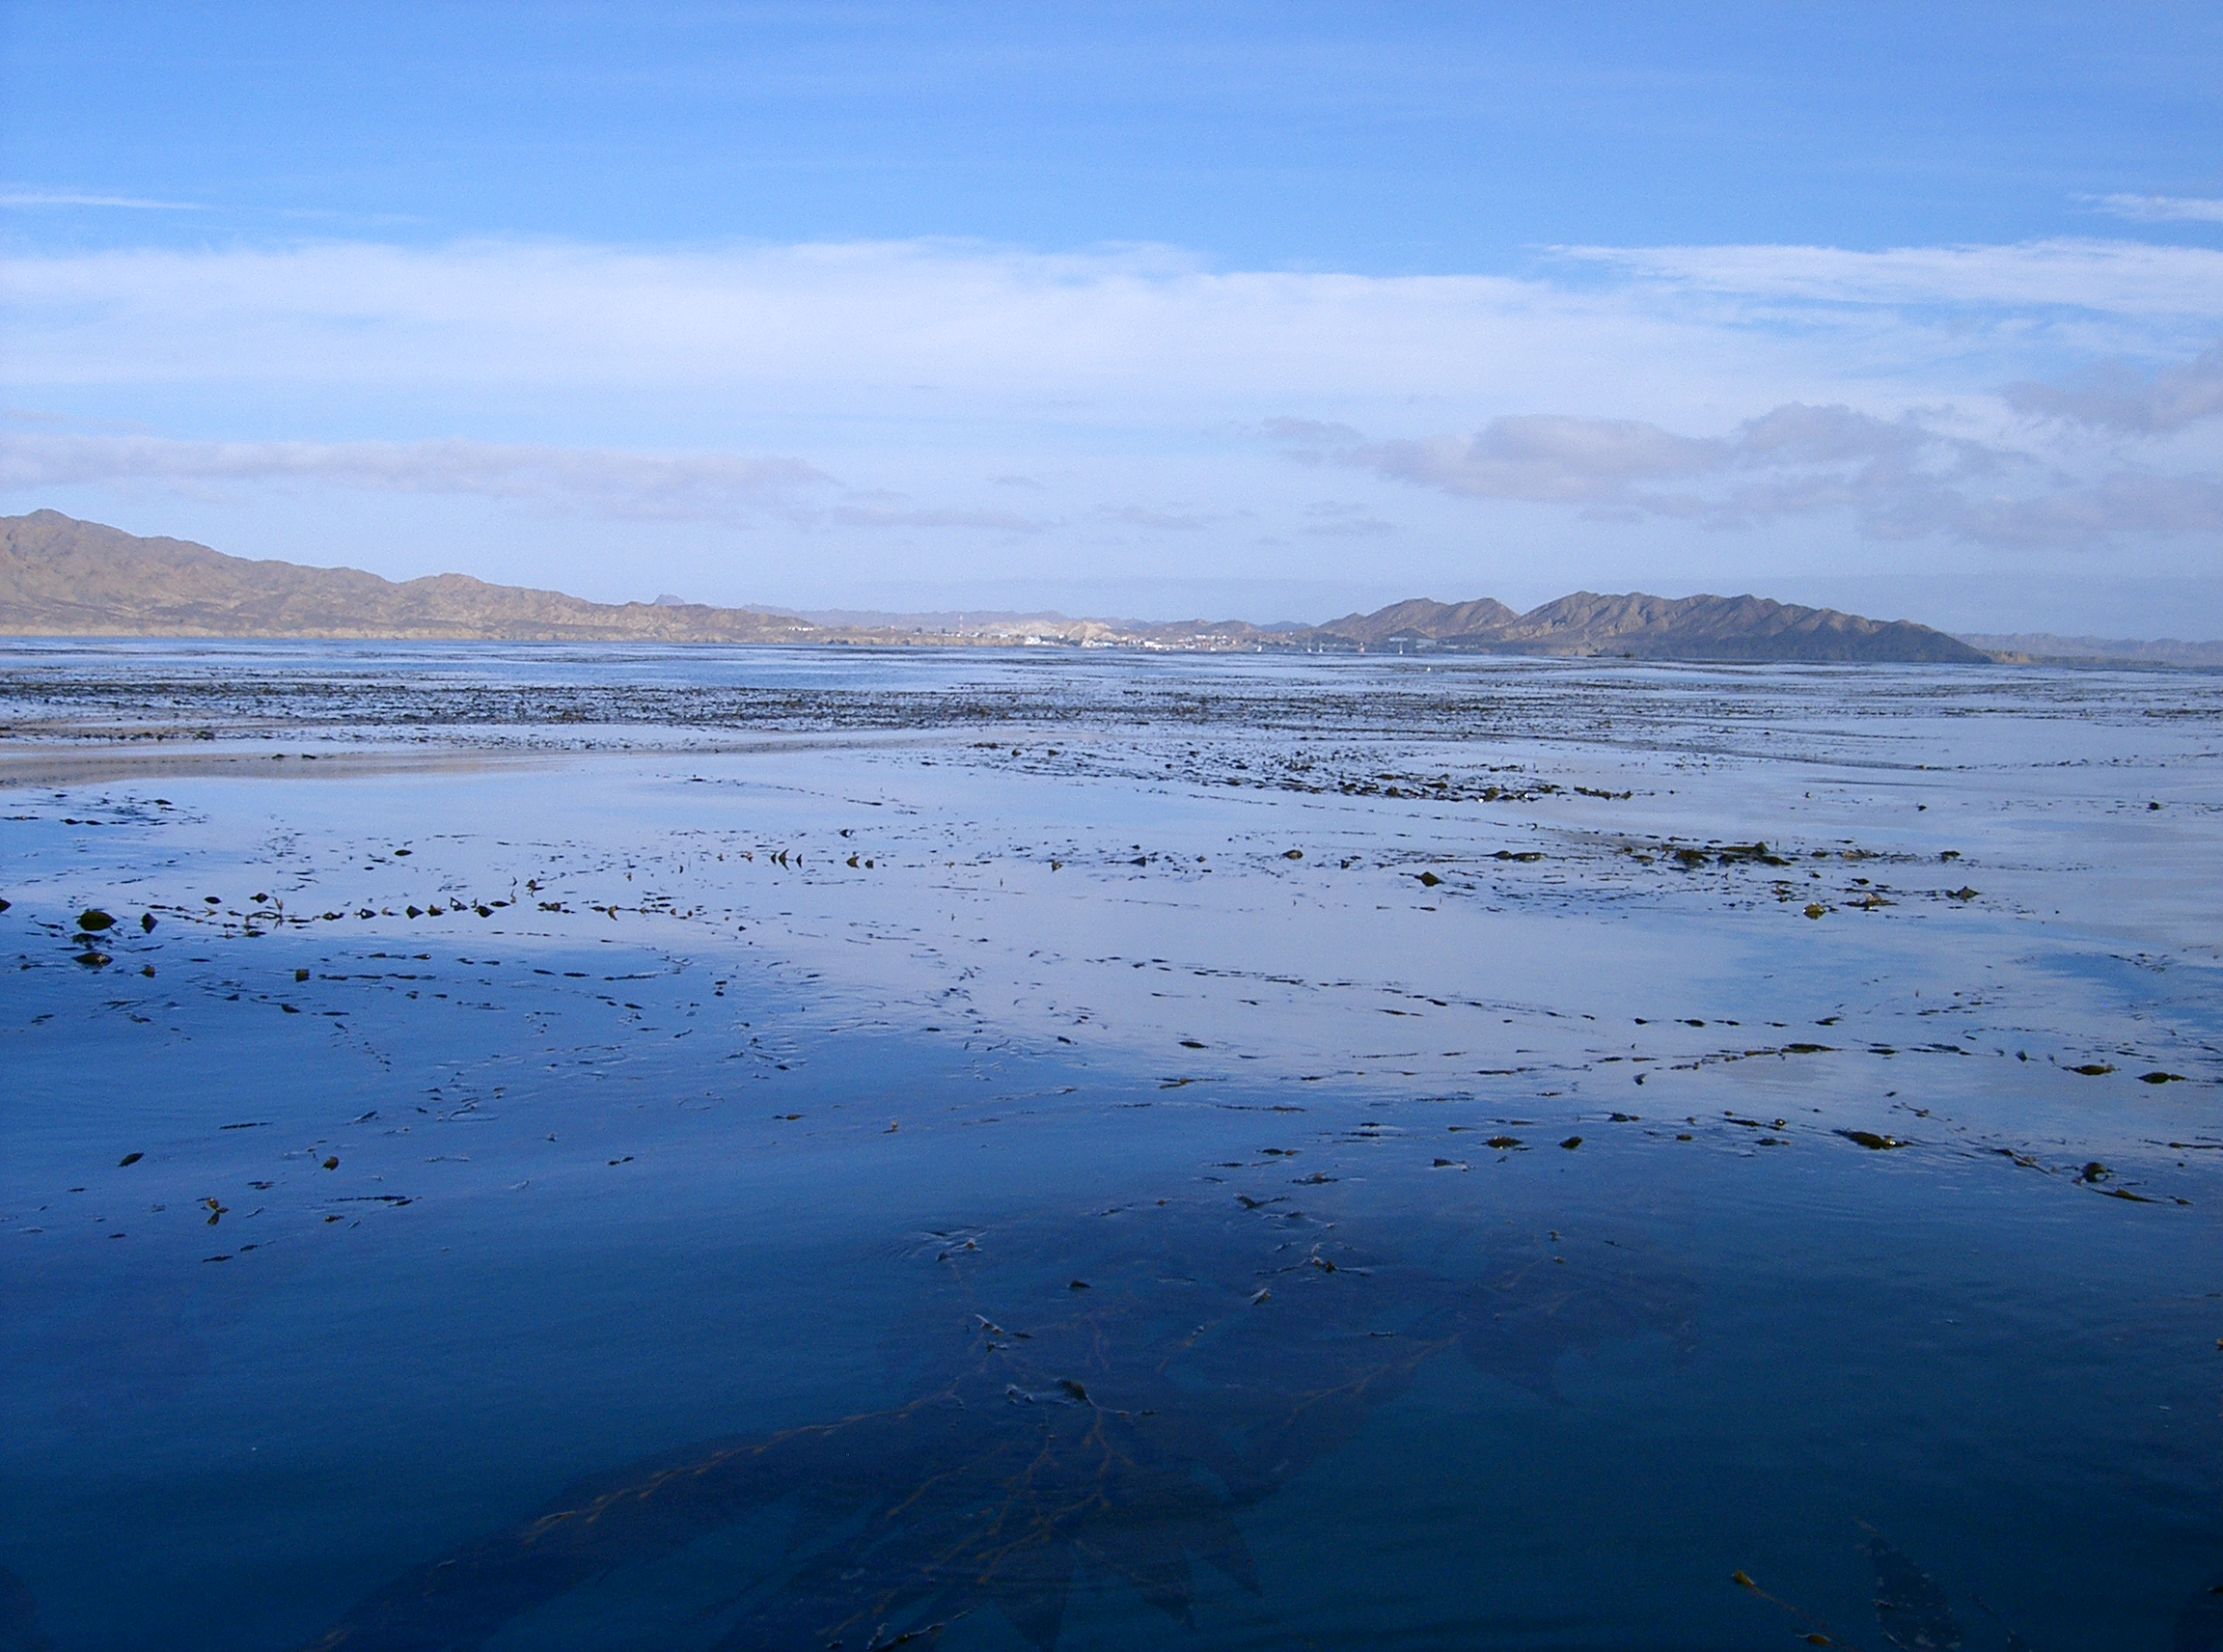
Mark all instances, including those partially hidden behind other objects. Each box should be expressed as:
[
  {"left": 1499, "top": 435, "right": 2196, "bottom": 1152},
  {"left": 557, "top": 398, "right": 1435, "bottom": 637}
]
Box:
[
  {"left": 2091, "top": 194, "right": 2223, "bottom": 224},
  {"left": 2001, "top": 342, "right": 2223, "bottom": 433},
  {"left": 13, "top": 235, "right": 2220, "bottom": 412},
  {"left": 828, "top": 501, "right": 1051, "bottom": 533},
  {"left": 1554, "top": 237, "right": 2223, "bottom": 318},
  {"left": 0, "top": 434, "right": 830, "bottom": 522},
  {"left": 0, "top": 431, "right": 1069, "bottom": 534},
  {"left": 4, "top": 235, "right": 2220, "bottom": 578},
  {"left": 1284, "top": 383, "right": 2223, "bottom": 549},
  {"left": 1339, "top": 418, "right": 1729, "bottom": 504},
  {"left": 0, "top": 186, "right": 204, "bottom": 210}
]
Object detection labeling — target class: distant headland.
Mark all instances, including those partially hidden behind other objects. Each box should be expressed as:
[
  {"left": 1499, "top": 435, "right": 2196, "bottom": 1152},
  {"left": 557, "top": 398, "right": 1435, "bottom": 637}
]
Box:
[{"left": 2, "top": 509, "right": 1992, "bottom": 663}]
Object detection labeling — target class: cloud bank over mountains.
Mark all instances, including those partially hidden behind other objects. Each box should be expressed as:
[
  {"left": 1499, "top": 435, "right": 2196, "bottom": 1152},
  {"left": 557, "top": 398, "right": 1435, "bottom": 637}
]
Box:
[
  {"left": 1999, "top": 342, "right": 2223, "bottom": 433},
  {"left": 2, "top": 232, "right": 2220, "bottom": 623},
  {"left": 1275, "top": 389, "right": 2223, "bottom": 550}
]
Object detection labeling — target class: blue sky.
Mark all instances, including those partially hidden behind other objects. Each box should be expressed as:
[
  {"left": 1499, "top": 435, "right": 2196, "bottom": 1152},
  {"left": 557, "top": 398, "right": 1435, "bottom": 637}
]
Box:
[{"left": 5, "top": 2, "right": 2222, "bottom": 631}]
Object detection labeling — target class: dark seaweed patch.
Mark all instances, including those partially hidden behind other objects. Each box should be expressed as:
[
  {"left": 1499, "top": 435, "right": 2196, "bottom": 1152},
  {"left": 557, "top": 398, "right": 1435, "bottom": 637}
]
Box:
[
  {"left": 1867, "top": 1535, "right": 1958, "bottom": 1650},
  {"left": 298, "top": 1210, "right": 1697, "bottom": 1650}
]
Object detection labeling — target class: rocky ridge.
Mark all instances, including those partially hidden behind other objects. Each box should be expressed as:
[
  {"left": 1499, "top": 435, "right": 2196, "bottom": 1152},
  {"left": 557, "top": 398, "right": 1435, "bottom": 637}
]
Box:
[{"left": 4, "top": 509, "right": 1989, "bottom": 662}]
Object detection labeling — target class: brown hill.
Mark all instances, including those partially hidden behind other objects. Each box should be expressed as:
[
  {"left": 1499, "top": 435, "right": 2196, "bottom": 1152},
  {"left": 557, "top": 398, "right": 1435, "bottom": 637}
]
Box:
[
  {"left": 0, "top": 510, "right": 814, "bottom": 642},
  {"left": 1311, "top": 591, "right": 1986, "bottom": 663},
  {"left": 0, "top": 510, "right": 1990, "bottom": 662},
  {"left": 1315, "top": 597, "right": 1521, "bottom": 647},
  {"left": 1954, "top": 632, "right": 2223, "bottom": 667}
]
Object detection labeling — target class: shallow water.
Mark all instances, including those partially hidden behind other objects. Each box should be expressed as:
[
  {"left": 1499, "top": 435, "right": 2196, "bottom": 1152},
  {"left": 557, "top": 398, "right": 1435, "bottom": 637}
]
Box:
[{"left": 2, "top": 643, "right": 2219, "bottom": 1650}]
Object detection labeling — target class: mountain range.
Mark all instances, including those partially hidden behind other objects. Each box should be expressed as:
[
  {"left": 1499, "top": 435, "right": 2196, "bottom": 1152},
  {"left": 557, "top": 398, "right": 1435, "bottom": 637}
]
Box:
[
  {"left": 2, "top": 509, "right": 1994, "bottom": 662},
  {"left": 1955, "top": 632, "right": 2223, "bottom": 668}
]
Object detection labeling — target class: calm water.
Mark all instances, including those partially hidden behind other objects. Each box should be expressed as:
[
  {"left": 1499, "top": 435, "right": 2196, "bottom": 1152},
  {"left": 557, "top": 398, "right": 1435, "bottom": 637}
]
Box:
[{"left": 3, "top": 644, "right": 2219, "bottom": 1650}]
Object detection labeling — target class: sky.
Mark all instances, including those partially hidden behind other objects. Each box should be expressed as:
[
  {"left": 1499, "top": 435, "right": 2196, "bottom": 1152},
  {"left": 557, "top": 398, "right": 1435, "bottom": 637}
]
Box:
[{"left": 3, "top": 2, "right": 2222, "bottom": 634}]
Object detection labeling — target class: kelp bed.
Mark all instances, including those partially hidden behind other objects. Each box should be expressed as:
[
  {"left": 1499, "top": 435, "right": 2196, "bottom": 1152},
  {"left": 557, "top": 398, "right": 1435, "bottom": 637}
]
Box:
[
  {"left": 275, "top": 1189, "right": 2223, "bottom": 1652},
  {"left": 295, "top": 1200, "right": 1696, "bottom": 1651}
]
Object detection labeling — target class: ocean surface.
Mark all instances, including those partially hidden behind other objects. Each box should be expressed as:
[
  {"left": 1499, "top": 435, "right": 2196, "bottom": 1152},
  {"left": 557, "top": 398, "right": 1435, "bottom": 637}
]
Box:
[{"left": 2, "top": 642, "right": 2219, "bottom": 1651}]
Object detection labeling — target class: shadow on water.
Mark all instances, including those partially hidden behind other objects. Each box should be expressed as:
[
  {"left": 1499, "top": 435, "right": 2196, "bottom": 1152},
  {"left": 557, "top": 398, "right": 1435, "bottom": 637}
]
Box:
[{"left": 283, "top": 1197, "right": 1699, "bottom": 1651}]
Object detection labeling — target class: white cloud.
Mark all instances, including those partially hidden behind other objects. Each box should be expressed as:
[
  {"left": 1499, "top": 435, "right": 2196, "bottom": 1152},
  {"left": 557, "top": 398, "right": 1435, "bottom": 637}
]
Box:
[
  {"left": 2001, "top": 342, "right": 2223, "bottom": 432},
  {"left": 1340, "top": 417, "right": 1728, "bottom": 504},
  {"left": 1095, "top": 504, "right": 1225, "bottom": 531},
  {"left": 0, "top": 186, "right": 203, "bottom": 210},
  {"left": 0, "top": 240, "right": 1665, "bottom": 415},
  {"left": 4, "top": 234, "right": 2220, "bottom": 609},
  {"left": 1553, "top": 237, "right": 2223, "bottom": 319},
  {"left": 11, "top": 237, "right": 2216, "bottom": 480},
  {"left": 2088, "top": 193, "right": 2223, "bottom": 224},
  {"left": 0, "top": 431, "right": 1074, "bottom": 535},
  {"left": 1930, "top": 472, "right": 2223, "bottom": 545},
  {"left": 0, "top": 433, "right": 830, "bottom": 522},
  {"left": 1301, "top": 499, "right": 1395, "bottom": 538},
  {"left": 1294, "top": 393, "right": 2223, "bottom": 549},
  {"left": 827, "top": 501, "right": 1051, "bottom": 533}
]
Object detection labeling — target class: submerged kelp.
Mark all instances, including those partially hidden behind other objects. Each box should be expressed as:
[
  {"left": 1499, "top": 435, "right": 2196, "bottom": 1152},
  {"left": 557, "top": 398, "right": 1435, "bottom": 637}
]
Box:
[
  {"left": 1737, "top": 1530, "right": 2223, "bottom": 1651},
  {"left": 303, "top": 1199, "right": 1697, "bottom": 1650}
]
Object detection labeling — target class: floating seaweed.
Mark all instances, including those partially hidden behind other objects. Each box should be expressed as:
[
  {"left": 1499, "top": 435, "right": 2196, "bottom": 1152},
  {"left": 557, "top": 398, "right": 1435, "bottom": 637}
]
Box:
[{"left": 297, "top": 1200, "right": 1699, "bottom": 1649}]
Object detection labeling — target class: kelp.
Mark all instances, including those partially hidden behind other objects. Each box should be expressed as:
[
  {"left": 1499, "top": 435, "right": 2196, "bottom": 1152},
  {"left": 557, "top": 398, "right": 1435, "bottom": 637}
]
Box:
[
  {"left": 300, "top": 1199, "right": 1699, "bottom": 1650},
  {"left": 1867, "top": 1536, "right": 1962, "bottom": 1651},
  {"left": 1737, "top": 1530, "right": 2223, "bottom": 1651}
]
